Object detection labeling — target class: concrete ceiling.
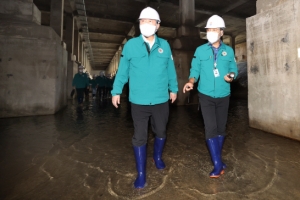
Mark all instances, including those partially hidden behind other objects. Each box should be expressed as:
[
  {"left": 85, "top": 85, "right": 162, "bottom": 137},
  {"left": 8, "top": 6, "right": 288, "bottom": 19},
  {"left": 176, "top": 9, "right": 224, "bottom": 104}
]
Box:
[{"left": 33, "top": 0, "right": 257, "bottom": 70}]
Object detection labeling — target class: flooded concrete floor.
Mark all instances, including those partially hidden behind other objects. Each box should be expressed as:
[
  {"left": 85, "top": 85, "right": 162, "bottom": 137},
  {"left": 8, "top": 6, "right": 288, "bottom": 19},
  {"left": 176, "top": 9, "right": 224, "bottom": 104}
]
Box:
[{"left": 0, "top": 97, "right": 299, "bottom": 200}]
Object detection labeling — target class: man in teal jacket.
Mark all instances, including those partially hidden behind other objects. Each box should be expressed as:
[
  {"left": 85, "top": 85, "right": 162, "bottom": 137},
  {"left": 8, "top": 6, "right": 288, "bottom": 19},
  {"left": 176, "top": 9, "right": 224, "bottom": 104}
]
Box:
[
  {"left": 96, "top": 73, "right": 106, "bottom": 99},
  {"left": 89, "top": 75, "right": 98, "bottom": 99},
  {"left": 111, "top": 7, "right": 178, "bottom": 189},
  {"left": 106, "top": 75, "right": 114, "bottom": 98},
  {"left": 72, "top": 65, "right": 89, "bottom": 105},
  {"left": 183, "top": 15, "right": 238, "bottom": 178}
]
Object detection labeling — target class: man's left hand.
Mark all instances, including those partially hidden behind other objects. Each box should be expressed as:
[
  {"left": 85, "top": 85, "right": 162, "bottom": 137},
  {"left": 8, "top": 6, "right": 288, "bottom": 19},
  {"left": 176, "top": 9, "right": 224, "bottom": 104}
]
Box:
[
  {"left": 224, "top": 74, "right": 233, "bottom": 82},
  {"left": 169, "top": 93, "right": 177, "bottom": 103}
]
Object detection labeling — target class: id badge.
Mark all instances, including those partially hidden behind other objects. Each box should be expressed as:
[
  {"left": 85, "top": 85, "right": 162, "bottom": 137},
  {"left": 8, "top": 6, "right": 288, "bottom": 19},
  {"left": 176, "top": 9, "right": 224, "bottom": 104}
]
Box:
[{"left": 213, "top": 69, "right": 220, "bottom": 77}]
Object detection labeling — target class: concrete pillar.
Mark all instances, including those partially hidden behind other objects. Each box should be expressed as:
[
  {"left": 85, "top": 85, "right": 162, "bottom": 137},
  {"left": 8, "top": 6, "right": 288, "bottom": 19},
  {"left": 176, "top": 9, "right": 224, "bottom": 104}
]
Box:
[
  {"left": 82, "top": 44, "right": 85, "bottom": 66},
  {"left": 247, "top": 0, "right": 300, "bottom": 140},
  {"left": 73, "top": 30, "right": 79, "bottom": 61},
  {"left": 78, "top": 35, "right": 82, "bottom": 63},
  {"left": 65, "top": 15, "right": 74, "bottom": 56},
  {"left": 106, "top": 48, "right": 121, "bottom": 76},
  {"left": 81, "top": 42, "right": 84, "bottom": 64},
  {"left": 228, "top": 35, "right": 236, "bottom": 53},
  {"left": 115, "top": 51, "right": 120, "bottom": 74},
  {"left": 177, "top": 0, "right": 198, "bottom": 37},
  {"left": 172, "top": 0, "right": 206, "bottom": 105},
  {"left": 64, "top": 15, "right": 77, "bottom": 100},
  {"left": 0, "top": 0, "right": 41, "bottom": 25},
  {"left": 50, "top": 0, "right": 64, "bottom": 40},
  {"left": 0, "top": 0, "right": 68, "bottom": 117}
]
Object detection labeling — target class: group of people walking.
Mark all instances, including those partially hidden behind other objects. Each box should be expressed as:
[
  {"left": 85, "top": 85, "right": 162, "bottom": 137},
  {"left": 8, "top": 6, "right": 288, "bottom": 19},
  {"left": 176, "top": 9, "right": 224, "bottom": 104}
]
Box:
[
  {"left": 111, "top": 7, "right": 238, "bottom": 189},
  {"left": 72, "top": 69, "right": 115, "bottom": 105}
]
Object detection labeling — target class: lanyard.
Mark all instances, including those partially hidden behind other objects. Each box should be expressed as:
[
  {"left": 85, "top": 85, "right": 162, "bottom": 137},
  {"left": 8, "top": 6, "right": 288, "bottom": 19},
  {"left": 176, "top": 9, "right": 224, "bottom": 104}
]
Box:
[{"left": 212, "top": 48, "right": 218, "bottom": 68}]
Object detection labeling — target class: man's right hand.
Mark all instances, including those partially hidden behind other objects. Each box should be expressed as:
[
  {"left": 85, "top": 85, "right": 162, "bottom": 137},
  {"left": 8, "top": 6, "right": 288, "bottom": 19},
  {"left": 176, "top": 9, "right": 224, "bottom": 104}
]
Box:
[
  {"left": 183, "top": 82, "right": 194, "bottom": 93},
  {"left": 112, "top": 95, "right": 120, "bottom": 108}
]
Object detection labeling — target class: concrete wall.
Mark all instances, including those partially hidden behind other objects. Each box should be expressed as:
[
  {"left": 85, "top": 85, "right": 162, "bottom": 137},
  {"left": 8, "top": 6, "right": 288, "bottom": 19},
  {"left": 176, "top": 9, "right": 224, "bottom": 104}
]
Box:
[
  {"left": 247, "top": 0, "right": 300, "bottom": 140},
  {"left": 256, "top": 0, "right": 290, "bottom": 14},
  {"left": 235, "top": 42, "right": 247, "bottom": 63},
  {"left": 0, "top": 3, "right": 68, "bottom": 118},
  {"left": 0, "top": 0, "right": 41, "bottom": 25},
  {"left": 172, "top": 50, "right": 199, "bottom": 105}
]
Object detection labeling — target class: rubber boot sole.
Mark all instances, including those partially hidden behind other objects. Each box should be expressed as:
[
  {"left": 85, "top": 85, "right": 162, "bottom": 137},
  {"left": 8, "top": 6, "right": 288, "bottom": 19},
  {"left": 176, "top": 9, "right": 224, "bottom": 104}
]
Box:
[{"left": 209, "top": 169, "right": 225, "bottom": 178}]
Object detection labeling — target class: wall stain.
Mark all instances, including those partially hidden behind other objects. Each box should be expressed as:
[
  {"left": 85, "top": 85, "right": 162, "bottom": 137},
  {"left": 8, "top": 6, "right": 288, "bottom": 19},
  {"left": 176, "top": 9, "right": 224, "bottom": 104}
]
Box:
[
  {"left": 284, "top": 63, "right": 290, "bottom": 71},
  {"left": 250, "top": 42, "right": 254, "bottom": 53},
  {"left": 281, "top": 33, "right": 289, "bottom": 43},
  {"left": 250, "top": 65, "right": 259, "bottom": 74}
]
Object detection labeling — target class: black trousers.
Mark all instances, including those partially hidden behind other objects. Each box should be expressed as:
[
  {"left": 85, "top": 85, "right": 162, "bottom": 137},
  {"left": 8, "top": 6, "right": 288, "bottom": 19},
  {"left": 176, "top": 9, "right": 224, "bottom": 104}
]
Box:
[
  {"left": 76, "top": 88, "right": 85, "bottom": 104},
  {"left": 131, "top": 101, "right": 169, "bottom": 147},
  {"left": 198, "top": 92, "right": 230, "bottom": 140},
  {"left": 98, "top": 86, "right": 105, "bottom": 96}
]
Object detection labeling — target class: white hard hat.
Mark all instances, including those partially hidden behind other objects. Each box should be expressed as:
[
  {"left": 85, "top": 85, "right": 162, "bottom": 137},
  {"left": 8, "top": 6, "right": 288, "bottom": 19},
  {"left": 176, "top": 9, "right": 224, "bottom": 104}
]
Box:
[
  {"left": 79, "top": 65, "right": 84, "bottom": 69},
  {"left": 205, "top": 15, "right": 226, "bottom": 29},
  {"left": 139, "top": 7, "right": 161, "bottom": 23}
]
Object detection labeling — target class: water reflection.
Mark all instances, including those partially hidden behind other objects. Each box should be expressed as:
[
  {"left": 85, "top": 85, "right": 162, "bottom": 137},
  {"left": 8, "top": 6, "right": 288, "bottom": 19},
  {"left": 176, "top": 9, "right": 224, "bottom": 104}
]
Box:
[{"left": 0, "top": 97, "right": 299, "bottom": 199}]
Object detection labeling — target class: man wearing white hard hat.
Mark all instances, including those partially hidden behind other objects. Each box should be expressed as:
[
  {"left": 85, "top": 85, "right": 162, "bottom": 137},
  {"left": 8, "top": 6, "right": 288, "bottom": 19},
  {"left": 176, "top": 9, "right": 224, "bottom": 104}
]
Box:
[
  {"left": 111, "top": 7, "right": 178, "bottom": 189},
  {"left": 183, "top": 15, "right": 238, "bottom": 178}
]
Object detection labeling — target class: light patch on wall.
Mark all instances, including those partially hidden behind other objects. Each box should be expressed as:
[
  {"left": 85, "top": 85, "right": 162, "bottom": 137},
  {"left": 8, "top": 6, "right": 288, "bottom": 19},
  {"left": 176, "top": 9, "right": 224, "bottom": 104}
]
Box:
[{"left": 298, "top": 48, "right": 300, "bottom": 58}]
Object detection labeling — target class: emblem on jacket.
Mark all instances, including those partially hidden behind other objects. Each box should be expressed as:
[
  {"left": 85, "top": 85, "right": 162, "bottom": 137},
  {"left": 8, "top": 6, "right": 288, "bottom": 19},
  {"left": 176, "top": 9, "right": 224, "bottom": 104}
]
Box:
[
  {"left": 158, "top": 48, "right": 163, "bottom": 53},
  {"left": 222, "top": 51, "right": 227, "bottom": 56}
]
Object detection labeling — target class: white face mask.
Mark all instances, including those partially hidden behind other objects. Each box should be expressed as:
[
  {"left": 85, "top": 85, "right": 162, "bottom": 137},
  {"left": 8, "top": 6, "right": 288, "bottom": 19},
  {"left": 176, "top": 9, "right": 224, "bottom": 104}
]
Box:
[
  {"left": 206, "top": 32, "right": 220, "bottom": 44},
  {"left": 140, "top": 24, "right": 157, "bottom": 37}
]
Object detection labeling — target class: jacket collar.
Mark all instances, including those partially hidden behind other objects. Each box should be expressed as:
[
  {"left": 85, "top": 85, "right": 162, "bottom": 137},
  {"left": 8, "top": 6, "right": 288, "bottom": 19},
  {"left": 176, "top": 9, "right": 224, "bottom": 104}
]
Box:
[
  {"left": 206, "top": 41, "right": 226, "bottom": 50},
  {"left": 139, "top": 34, "right": 161, "bottom": 47}
]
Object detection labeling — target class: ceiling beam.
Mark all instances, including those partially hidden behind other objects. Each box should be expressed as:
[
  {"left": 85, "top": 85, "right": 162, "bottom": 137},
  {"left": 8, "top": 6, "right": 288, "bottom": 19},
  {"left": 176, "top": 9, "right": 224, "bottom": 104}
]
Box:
[
  {"left": 84, "top": 29, "right": 127, "bottom": 37},
  {"left": 88, "top": 16, "right": 134, "bottom": 25},
  {"left": 195, "top": 0, "right": 252, "bottom": 27},
  {"left": 89, "top": 32, "right": 126, "bottom": 38}
]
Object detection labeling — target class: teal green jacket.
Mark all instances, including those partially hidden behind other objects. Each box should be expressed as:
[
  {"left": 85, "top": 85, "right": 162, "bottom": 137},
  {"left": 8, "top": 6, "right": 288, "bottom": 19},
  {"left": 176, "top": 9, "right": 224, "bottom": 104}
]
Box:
[
  {"left": 89, "top": 78, "right": 98, "bottom": 88},
  {"left": 72, "top": 73, "right": 89, "bottom": 89},
  {"left": 104, "top": 77, "right": 109, "bottom": 87},
  {"left": 111, "top": 34, "right": 178, "bottom": 105},
  {"left": 189, "top": 42, "right": 238, "bottom": 98},
  {"left": 96, "top": 76, "right": 106, "bottom": 87}
]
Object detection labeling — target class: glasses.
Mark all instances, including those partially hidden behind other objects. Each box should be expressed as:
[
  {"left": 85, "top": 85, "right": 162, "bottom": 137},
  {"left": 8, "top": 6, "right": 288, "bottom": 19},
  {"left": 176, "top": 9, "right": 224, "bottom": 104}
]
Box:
[
  {"left": 206, "top": 28, "right": 222, "bottom": 32},
  {"left": 139, "top": 19, "right": 157, "bottom": 25}
]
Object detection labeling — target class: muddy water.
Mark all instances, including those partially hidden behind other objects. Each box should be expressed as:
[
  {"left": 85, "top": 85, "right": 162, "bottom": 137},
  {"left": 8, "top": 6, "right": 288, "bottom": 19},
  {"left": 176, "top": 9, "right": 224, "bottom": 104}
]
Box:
[{"left": 0, "top": 98, "right": 299, "bottom": 200}]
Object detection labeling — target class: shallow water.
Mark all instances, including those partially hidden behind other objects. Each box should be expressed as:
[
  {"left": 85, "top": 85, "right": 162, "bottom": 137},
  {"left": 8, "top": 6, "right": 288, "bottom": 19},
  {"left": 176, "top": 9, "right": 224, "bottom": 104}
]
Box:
[{"left": 0, "top": 97, "right": 299, "bottom": 200}]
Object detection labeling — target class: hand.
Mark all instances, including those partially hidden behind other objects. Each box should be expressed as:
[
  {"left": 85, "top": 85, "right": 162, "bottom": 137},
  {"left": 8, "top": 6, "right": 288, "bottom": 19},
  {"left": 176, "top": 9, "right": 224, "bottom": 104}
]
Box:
[
  {"left": 112, "top": 95, "right": 120, "bottom": 108},
  {"left": 183, "top": 82, "right": 194, "bottom": 93},
  {"left": 224, "top": 74, "right": 233, "bottom": 82},
  {"left": 169, "top": 93, "right": 177, "bottom": 103}
]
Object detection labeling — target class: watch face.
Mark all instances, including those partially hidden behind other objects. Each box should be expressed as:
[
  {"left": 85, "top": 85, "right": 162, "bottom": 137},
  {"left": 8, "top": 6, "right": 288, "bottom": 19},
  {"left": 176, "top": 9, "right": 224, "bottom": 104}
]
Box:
[{"left": 230, "top": 74, "right": 234, "bottom": 78}]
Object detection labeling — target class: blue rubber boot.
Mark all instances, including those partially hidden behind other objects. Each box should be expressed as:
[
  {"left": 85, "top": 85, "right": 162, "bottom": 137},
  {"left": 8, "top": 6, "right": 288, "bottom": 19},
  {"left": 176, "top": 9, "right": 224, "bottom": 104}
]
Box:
[
  {"left": 206, "top": 137, "right": 224, "bottom": 178},
  {"left": 217, "top": 135, "right": 227, "bottom": 169},
  {"left": 133, "top": 144, "right": 147, "bottom": 189},
  {"left": 153, "top": 137, "right": 166, "bottom": 169}
]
